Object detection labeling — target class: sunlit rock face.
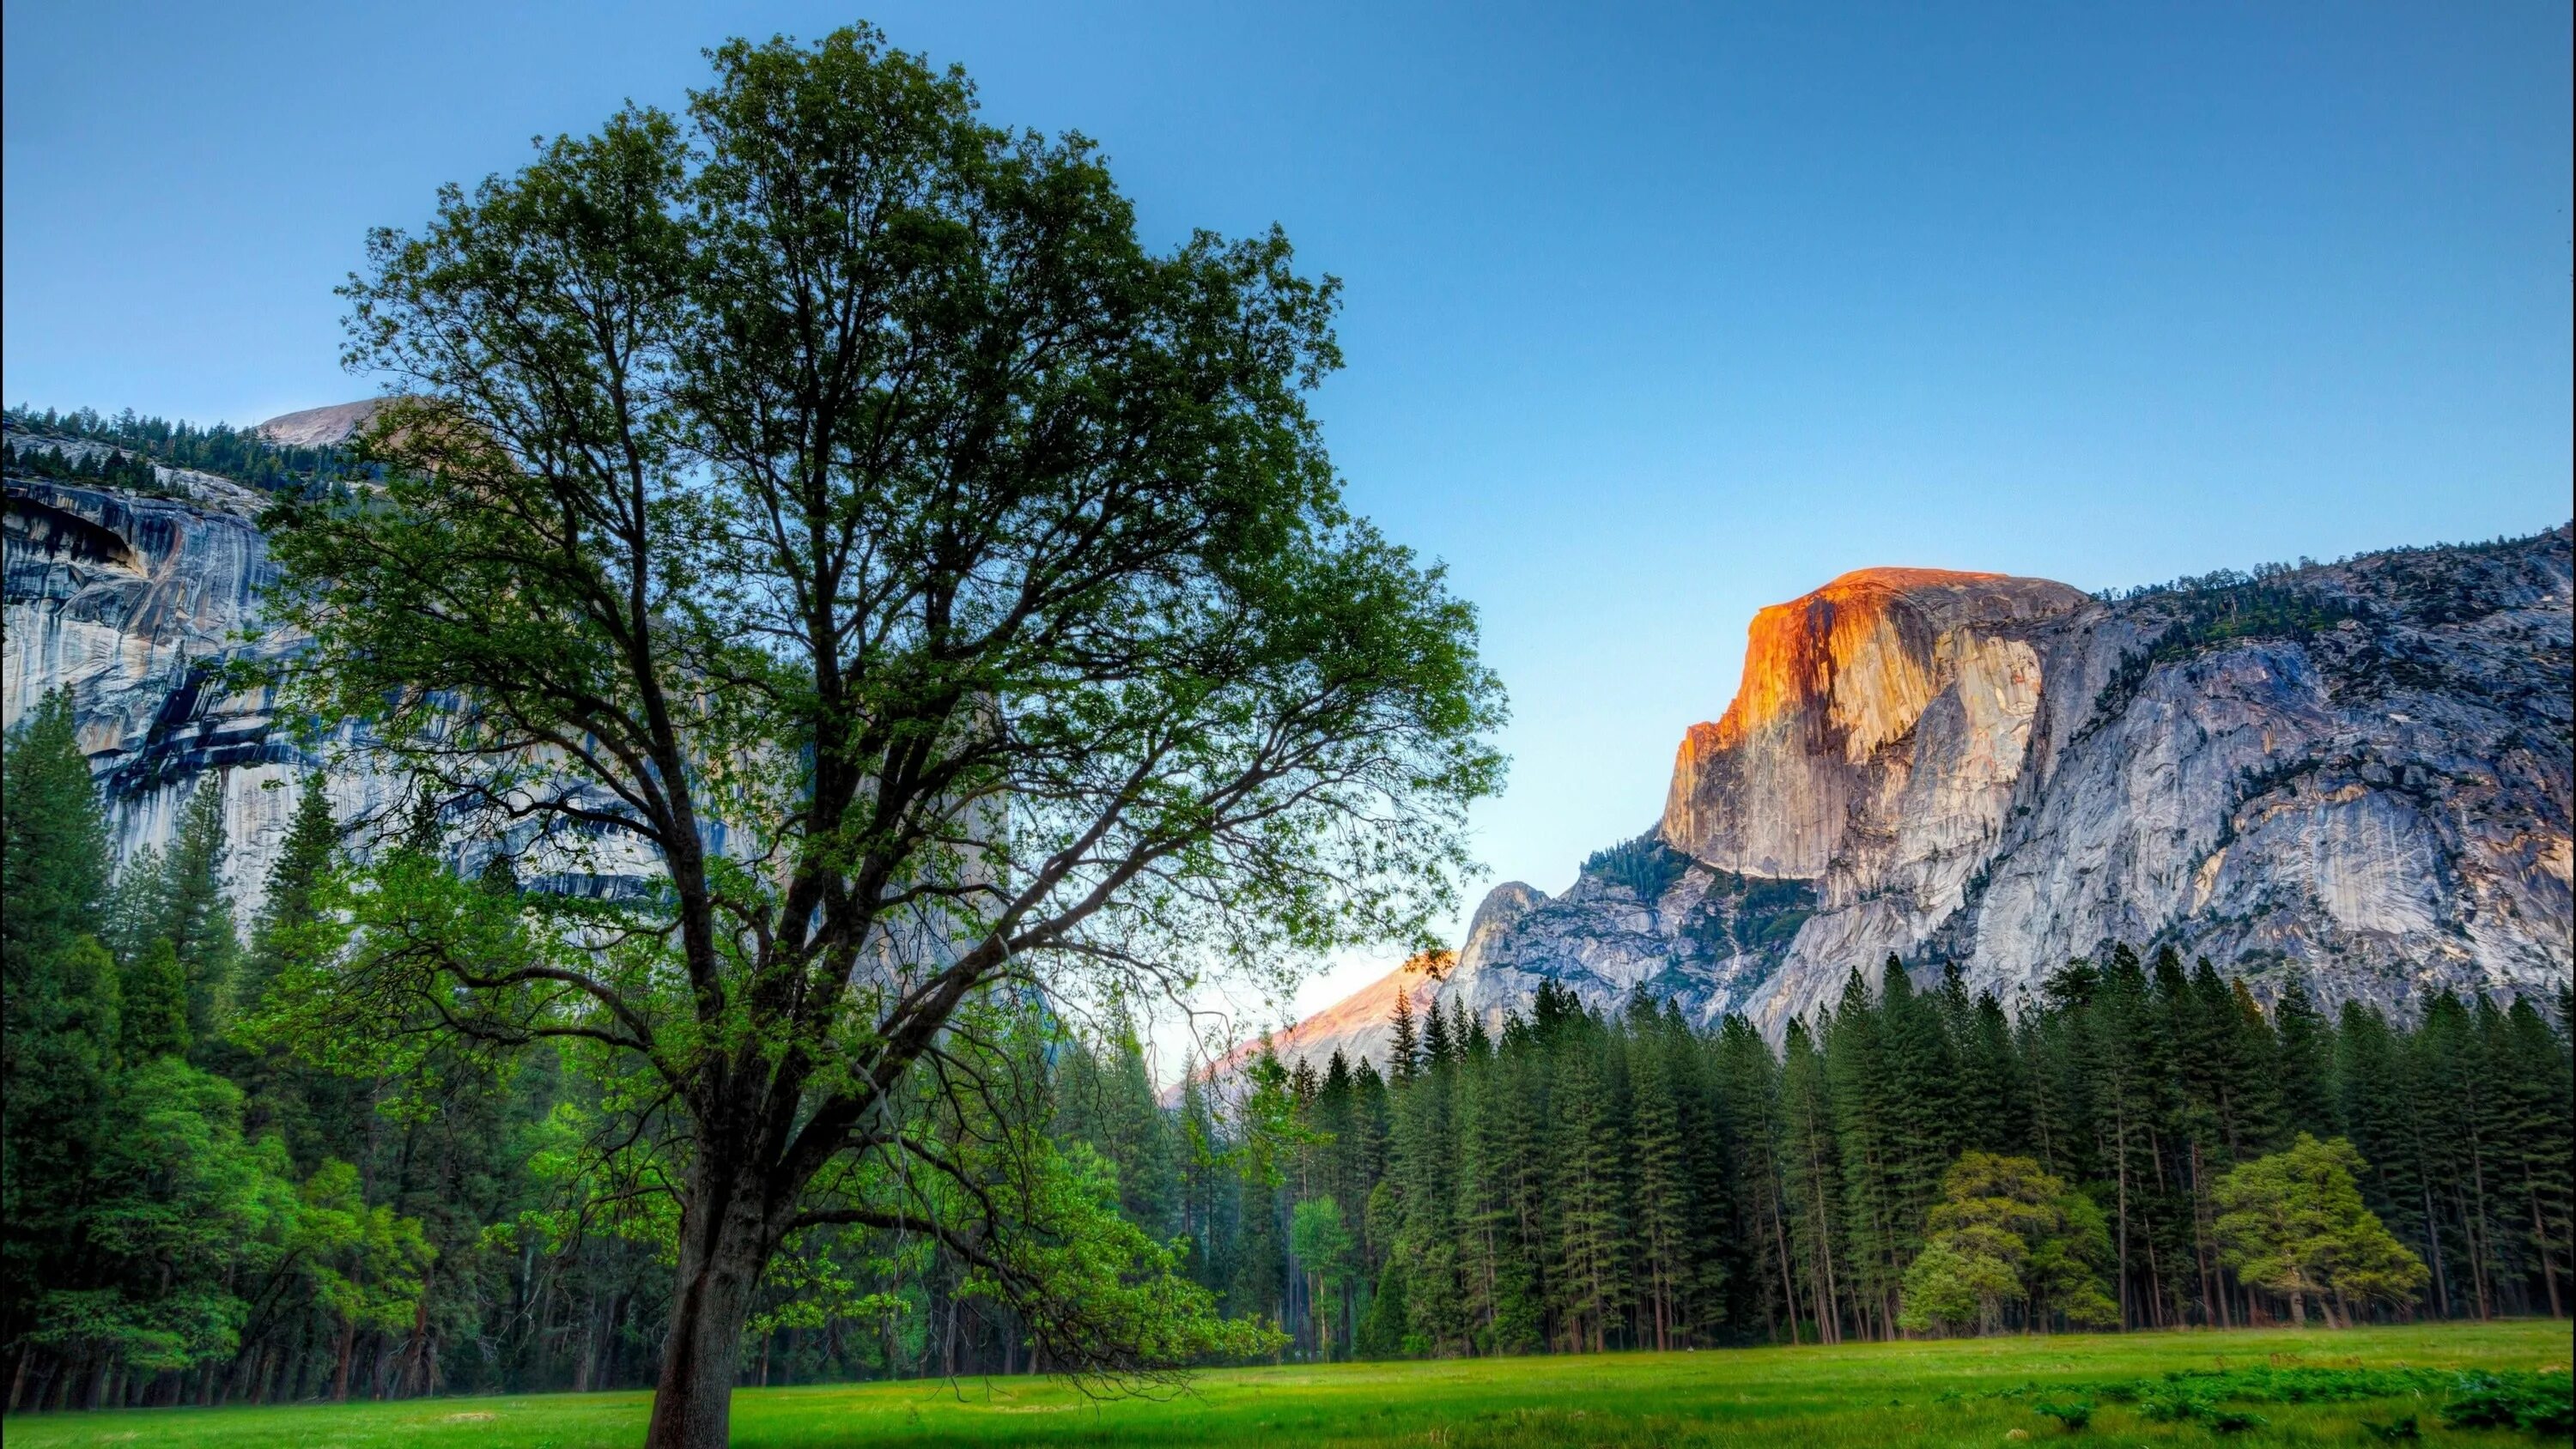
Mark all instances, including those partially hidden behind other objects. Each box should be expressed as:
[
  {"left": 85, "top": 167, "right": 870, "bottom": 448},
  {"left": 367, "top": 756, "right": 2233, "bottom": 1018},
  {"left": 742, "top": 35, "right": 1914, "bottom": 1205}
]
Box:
[{"left": 1187, "top": 951, "right": 1452, "bottom": 1094}]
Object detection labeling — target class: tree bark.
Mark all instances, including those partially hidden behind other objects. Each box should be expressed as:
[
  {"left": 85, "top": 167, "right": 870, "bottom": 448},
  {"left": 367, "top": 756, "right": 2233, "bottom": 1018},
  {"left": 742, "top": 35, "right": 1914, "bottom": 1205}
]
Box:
[{"left": 645, "top": 1167, "right": 775, "bottom": 1449}]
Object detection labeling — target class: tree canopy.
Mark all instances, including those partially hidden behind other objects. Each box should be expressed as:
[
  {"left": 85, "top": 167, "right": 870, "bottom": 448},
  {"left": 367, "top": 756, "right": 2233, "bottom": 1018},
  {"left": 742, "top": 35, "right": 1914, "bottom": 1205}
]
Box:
[{"left": 256, "top": 25, "right": 1502, "bottom": 1447}]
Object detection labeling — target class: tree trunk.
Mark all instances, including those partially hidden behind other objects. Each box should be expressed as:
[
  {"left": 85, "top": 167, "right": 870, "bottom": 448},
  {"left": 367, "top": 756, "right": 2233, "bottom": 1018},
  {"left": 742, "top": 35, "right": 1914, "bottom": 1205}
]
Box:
[
  {"left": 645, "top": 1170, "right": 774, "bottom": 1449},
  {"left": 330, "top": 1319, "right": 358, "bottom": 1403}
]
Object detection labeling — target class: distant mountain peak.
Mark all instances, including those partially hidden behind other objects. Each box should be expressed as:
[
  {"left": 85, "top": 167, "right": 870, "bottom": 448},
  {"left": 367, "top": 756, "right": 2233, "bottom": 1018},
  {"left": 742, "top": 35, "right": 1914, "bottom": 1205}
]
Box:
[{"left": 253, "top": 399, "right": 380, "bottom": 448}]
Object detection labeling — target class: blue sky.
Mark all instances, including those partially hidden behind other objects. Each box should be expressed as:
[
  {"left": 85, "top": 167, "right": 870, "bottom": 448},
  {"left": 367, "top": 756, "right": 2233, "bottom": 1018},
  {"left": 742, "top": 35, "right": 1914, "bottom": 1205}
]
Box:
[{"left": 7, "top": 2, "right": 2570, "bottom": 1027}]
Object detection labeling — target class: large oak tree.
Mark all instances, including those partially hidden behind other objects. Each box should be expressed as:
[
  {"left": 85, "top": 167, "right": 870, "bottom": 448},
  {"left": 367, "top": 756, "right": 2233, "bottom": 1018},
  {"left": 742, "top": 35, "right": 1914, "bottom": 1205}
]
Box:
[{"left": 262, "top": 27, "right": 1502, "bottom": 1447}]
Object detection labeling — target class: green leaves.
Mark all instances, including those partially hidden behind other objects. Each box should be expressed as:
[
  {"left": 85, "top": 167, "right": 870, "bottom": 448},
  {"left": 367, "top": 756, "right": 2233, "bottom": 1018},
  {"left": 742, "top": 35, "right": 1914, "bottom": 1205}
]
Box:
[
  {"left": 262, "top": 23, "right": 1504, "bottom": 1410},
  {"left": 2214, "top": 1133, "right": 2431, "bottom": 1325},
  {"left": 1897, "top": 1152, "right": 2113, "bottom": 1336}
]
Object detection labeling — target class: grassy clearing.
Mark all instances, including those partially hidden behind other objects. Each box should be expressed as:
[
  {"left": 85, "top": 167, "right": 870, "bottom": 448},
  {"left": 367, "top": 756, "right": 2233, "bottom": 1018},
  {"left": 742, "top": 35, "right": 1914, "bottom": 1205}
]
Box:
[{"left": 3, "top": 1322, "right": 2567, "bottom": 1448}]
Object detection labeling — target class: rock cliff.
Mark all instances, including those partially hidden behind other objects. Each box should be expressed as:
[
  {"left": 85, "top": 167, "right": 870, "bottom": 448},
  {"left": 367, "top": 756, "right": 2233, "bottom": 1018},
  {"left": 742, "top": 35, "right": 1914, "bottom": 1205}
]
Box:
[
  {"left": 4, "top": 409, "right": 655, "bottom": 916},
  {"left": 4, "top": 448, "right": 319, "bottom": 914},
  {"left": 1283, "top": 529, "right": 2571, "bottom": 1064}
]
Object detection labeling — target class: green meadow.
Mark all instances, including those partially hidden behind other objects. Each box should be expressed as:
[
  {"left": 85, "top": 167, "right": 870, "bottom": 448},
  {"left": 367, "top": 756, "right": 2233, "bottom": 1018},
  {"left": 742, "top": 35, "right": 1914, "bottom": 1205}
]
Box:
[{"left": 5, "top": 1322, "right": 2567, "bottom": 1449}]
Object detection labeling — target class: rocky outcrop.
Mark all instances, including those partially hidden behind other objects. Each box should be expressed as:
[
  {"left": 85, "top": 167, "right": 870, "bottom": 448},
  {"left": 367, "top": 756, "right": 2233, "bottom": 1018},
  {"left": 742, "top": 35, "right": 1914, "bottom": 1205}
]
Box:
[
  {"left": 3, "top": 458, "right": 324, "bottom": 914},
  {"left": 4, "top": 417, "right": 747, "bottom": 921},
  {"left": 1661, "top": 567, "right": 2089, "bottom": 878},
  {"left": 1282, "top": 530, "right": 2572, "bottom": 1063},
  {"left": 1191, "top": 952, "right": 1452, "bottom": 1091},
  {"left": 13, "top": 421, "right": 2569, "bottom": 1054},
  {"left": 253, "top": 400, "right": 380, "bottom": 448}
]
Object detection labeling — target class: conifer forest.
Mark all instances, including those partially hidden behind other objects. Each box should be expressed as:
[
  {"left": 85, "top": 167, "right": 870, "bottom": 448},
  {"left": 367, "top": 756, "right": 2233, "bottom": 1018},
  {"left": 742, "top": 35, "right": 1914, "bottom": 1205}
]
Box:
[{"left": 6, "top": 688, "right": 2568, "bottom": 1412}]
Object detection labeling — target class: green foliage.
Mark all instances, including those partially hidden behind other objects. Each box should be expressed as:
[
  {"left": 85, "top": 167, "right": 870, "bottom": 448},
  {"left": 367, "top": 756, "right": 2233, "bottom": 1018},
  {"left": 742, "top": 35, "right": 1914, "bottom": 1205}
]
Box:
[
  {"left": 2442, "top": 1370, "right": 2573, "bottom": 1434},
  {"left": 2215, "top": 1134, "right": 2430, "bottom": 1325},
  {"left": 2030, "top": 1397, "right": 2093, "bottom": 1429},
  {"left": 119, "top": 937, "right": 191, "bottom": 1060},
  {"left": 2, "top": 693, "right": 112, "bottom": 978},
  {"left": 0, "top": 434, "right": 167, "bottom": 493},
  {"left": 240, "top": 23, "right": 1503, "bottom": 1430},
  {"left": 1582, "top": 834, "right": 1691, "bottom": 901},
  {"left": 1898, "top": 1153, "right": 2114, "bottom": 1336}
]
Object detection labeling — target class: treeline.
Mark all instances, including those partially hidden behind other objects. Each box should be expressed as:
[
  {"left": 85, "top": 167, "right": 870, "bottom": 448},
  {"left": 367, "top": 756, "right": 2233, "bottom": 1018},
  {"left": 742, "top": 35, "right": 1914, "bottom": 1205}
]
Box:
[
  {"left": 4, "top": 695, "right": 1053, "bottom": 1410},
  {"left": 5, "top": 688, "right": 2570, "bottom": 1411},
  {"left": 2, "top": 437, "right": 165, "bottom": 494},
  {"left": 1131, "top": 957, "right": 2570, "bottom": 1359},
  {"left": 3, "top": 404, "right": 342, "bottom": 493}
]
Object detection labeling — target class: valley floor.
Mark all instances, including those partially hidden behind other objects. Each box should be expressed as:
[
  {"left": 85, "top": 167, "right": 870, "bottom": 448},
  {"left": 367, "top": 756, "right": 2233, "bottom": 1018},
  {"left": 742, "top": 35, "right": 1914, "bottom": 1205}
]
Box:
[{"left": 2, "top": 1321, "right": 2567, "bottom": 1448}]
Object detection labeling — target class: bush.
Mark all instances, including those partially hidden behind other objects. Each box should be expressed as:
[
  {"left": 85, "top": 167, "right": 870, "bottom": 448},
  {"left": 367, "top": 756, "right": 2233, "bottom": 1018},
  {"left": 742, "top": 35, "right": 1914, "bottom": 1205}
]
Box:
[{"left": 2443, "top": 1372, "right": 2573, "bottom": 1434}]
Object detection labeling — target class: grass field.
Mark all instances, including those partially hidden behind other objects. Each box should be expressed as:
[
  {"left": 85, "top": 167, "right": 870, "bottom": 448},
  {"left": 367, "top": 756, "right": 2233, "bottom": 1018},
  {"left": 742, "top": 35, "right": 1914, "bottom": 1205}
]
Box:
[{"left": 5, "top": 1322, "right": 2567, "bottom": 1448}]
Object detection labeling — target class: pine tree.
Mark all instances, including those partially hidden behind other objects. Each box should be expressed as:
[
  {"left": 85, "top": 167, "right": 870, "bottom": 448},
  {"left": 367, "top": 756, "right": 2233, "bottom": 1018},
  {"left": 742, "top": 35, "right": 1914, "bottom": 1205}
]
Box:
[
  {"left": 1715, "top": 1014, "right": 1801, "bottom": 1342},
  {"left": 1625, "top": 997, "right": 1691, "bottom": 1349},
  {"left": 2494, "top": 997, "right": 2573, "bottom": 1317},
  {"left": 2, "top": 692, "right": 112, "bottom": 991},
  {"left": 2087, "top": 944, "right": 2182, "bottom": 1327},
  {"left": 1420, "top": 991, "right": 1455, "bottom": 1070},
  {"left": 1876, "top": 957, "right": 1964, "bottom": 1240},
  {"left": 1388, "top": 991, "right": 1420, "bottom": 1085},
  {"left": 1958, "top": 991, "right": 2029, "bottom": 1159},
  {"left": 239, "top": 773, "right": 337, "bottom": 1012},
  {"left": 1776, "top": 1017, "right": 1844, "bottom": 1343},
  {"left": 1825, "top": 970, "right": 1900, "bottom": 1337},
  {"left": 2334, "top": 1002, "right": 2447, "bottom": 1314},
  {"left": 121, "top": 937, "right": 191, "bottom": 1061},
  {"left": 2272, "top": 971, "right": 2336, "bottom": 1142},
  {"left": 155, "top": 776, "right": 240, "bottom": 1052},
  {"left": 1546, "top": 1024, "right": 1626, "bottom": 1352}
]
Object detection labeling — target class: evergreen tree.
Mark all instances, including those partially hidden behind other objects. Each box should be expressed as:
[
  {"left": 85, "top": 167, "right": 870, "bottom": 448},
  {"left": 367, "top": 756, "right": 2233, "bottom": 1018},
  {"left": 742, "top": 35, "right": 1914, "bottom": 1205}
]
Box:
[
  {"left": 1546, "top": 1023, "right": 1626, "bottom": 1352},
  {"left": 1388, "top": 991, "right": 1421, "bottom": 1085},
  {"left": 1714, "top": 1014, "right": 1801, "bottom": 1341},
  {"left": 2272, "top": 971, "right": 2336, "bottom": 1142},
  {"left": 3, "top": 692, "right": 112, "bottom": 991},
  {"left": 238, "top": 774, "right": 338, "bottom": 1013},
  {"left": 1777, "top": 1017, "right": 1844, "bottom": 1343},
  {"left": 1625, "top": 997, "right": 1692, "bottom": 1349},
  {"left": 1824, "top": 971, "right": 1900, "bottom": 1337},
  {"left": 154, "top": 777, "right": 240, "bottom": 1052}
]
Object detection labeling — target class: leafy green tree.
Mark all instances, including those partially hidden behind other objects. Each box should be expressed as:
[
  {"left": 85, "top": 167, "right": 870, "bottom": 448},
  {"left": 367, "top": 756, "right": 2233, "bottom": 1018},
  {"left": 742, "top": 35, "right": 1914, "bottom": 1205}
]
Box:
[
  {"left": 289, "top": 1160, "right": 435, "bottom": 1401},
  {"left": 1895, "top": 1241, "right": 2015, "bottom": 1337},
  {"left": 1289, "top": 1197, "right": 1356, "bottom": 1359},
  {"left": 261, "top": 25, "right": 1498, "bottom": 1445},
  {"left": 2214, "top": 1134, "right": 2428, "bottom": 1327},
  {"left": 41, "top": 1058, "right": 294, "bottom": 1397},
  {"left": 1897, "top": 1152, "right": 2112, "bottom": 1336}
]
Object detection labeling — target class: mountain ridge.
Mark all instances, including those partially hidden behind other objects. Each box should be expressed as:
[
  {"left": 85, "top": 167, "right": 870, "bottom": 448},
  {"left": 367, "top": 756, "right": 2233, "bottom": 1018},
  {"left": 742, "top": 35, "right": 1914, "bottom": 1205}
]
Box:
[
  {"left": 1258, "top": 527, "right": 2572, "bottom": 1076},
  {"left": 4, "top": 415, "right": 2568, "bottom": 1064}
]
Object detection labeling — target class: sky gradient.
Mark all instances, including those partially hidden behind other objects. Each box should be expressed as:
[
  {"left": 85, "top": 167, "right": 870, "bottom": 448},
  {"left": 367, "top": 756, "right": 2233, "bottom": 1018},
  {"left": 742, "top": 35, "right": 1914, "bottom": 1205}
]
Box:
[{"left": 7, "top": 1, "right": 2570, "bottom": 1033}]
